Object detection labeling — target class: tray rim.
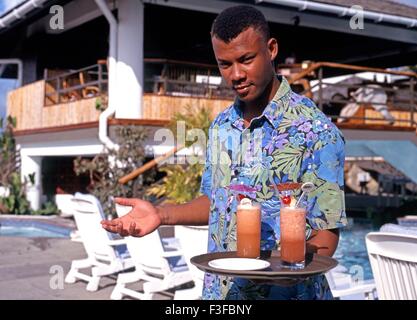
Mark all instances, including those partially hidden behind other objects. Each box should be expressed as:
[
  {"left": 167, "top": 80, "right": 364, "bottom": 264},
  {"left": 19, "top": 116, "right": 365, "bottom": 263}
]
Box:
[{"left": 190, "top": 251, "right": 338, "bottom": 280}]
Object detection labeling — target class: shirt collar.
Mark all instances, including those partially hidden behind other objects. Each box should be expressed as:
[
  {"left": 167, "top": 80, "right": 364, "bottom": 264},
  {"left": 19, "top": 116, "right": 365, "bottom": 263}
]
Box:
[{"left": 230, "top": 75, "right": 292, "bottom": 130}]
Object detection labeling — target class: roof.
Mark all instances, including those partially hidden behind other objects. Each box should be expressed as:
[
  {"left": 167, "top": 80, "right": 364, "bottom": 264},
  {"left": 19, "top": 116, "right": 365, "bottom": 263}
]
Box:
[{"left": 313, "top": 0, "right": 417, "bottom": 19}]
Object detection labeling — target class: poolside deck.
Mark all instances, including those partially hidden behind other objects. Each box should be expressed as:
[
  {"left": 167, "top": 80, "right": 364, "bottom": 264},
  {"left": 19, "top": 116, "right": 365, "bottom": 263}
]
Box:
[{"left": 0, "top": 228, "right": 176, "bottom": 300}]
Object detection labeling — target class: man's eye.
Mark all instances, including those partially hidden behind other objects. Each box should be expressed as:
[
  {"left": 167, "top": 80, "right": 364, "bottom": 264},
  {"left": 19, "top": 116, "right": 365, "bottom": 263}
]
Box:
[
  {"left": 218, "top": 62, "right": 230, "bottom": 68},
  {"left": 243, "top": 57, "right": 254, "bottom": 64}
]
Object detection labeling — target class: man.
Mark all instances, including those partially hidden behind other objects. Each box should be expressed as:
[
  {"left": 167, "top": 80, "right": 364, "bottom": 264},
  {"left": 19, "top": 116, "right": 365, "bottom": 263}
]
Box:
[{"left": 102, "top": 5, "right": 347, "bottom": 300}]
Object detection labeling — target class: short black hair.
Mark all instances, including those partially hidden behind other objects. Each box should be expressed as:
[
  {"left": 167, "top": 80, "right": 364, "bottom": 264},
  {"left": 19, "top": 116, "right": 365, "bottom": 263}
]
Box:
[{"left": 211, "top": 5, "right": 270, "bottom": 43}]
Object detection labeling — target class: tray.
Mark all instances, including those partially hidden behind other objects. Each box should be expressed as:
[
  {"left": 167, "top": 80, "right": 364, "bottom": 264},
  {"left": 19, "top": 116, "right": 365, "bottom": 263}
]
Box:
[{"left": 190, "top": 251, "right": 338, "bottom": 280}]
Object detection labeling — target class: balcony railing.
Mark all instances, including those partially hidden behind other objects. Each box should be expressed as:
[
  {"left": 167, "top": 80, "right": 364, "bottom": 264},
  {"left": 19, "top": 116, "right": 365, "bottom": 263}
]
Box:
[
  {"left": 44, "top": 61, "right": 108, "bottom": 106},
  {"left": 43, "top": 59, "right": 236, "bottom": 106},
  {"left": 286, "top": 62, "right": 417, "bottom": 128},
  {"left": 144, "top": 58, "right": 235, "bottom": 99}
]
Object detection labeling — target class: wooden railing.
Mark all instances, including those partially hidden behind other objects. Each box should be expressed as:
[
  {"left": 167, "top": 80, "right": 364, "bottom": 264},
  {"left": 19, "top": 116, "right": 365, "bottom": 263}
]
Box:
[
  {"left": 7, "top": 80, "right": 100, "bottom": 131},
  {"left": 144, "top": 58, "right": 235, "bottom": 99},
  {"left": 287, "top": 62, "right": 417, "bottom": 127},
  {"left": 44, "top": 62, "right": 108, "bottom": 106}
]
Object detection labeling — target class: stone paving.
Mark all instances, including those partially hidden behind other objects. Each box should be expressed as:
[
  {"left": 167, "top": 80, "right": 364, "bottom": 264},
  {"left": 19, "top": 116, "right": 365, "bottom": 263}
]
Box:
[{"left": 0, "top": 216, "right": 177, "bottom": 300}]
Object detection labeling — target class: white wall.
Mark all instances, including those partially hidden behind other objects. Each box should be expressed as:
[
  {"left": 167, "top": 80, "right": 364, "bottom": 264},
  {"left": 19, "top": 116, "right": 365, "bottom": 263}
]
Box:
[
  {"left": 17, "top": 128, "right": 104, "bottom": 210},
  {"left": 20, "top": 154, "right": 42, "bottom": 210},
  {"left": 115, "top": 0, "right": 144, "bottom": 119}
]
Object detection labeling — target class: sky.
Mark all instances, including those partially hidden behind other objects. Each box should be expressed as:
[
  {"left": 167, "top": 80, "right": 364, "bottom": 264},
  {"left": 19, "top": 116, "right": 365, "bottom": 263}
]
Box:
[
  {"left": 0, "top": 79, "right": 17, "bottom": 127},
  {"left": 0, "top": 0, "right": 26, "bottom": 16},
  {"left": 0, "top": 1, "right": 23, "bottom": 128}
]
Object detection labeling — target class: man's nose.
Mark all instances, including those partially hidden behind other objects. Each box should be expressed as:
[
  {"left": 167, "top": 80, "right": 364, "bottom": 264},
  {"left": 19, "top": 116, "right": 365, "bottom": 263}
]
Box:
[{"left": 231, "top": 64, "right": 246, "bottom": 82}]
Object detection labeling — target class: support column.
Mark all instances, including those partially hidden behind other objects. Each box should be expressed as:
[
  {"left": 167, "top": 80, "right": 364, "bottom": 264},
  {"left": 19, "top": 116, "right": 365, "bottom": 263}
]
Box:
[
  {"left": 115, "top": 0, "right": 143, "bottom": 119},
  {"left": 21, "top": 153, "right": 43, "bottom": 211}
]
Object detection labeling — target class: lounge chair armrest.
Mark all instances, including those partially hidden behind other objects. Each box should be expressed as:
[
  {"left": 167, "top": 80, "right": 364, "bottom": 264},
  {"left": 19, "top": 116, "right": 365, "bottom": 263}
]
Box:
[
  {"left": 161, "top": 250, "right": 184, "bottom": 258},
  {"left": 332, "top": 282, "right": 377, "bottom": 298},
  {"left": 107, "top": 239, "right": 128, "bottom": 246}
]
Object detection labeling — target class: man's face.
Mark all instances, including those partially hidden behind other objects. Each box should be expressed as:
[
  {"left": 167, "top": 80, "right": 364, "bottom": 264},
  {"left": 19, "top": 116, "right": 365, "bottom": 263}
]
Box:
[{"left": 211, "top": 27, "right": 278, "bottom": 104}]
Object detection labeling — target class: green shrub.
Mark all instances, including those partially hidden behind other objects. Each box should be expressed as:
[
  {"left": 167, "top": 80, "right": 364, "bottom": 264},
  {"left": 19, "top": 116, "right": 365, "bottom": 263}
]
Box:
[
  {"left": 0, "top": 116, "right": 33, "bottom": 215},
  {"left": 74, "top": 125, "right": 153, "bottom": 217},
  {"left": 146, "top": 106, "right": 211, "bottom": 204}
]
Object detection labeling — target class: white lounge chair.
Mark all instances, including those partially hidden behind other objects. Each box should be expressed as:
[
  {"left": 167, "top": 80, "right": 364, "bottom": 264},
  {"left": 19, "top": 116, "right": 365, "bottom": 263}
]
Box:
[
  {"left": 379, "top": 223, "right": 417, "bottom": 236},
  {"left": 64, "top": 193, "right": 134, "bottom": 291},
  {"left": 55, "top": 194, "right": 75, "bottom": 218},
  {"left": 110, "top": 205, "right": 193, "bottom": 300},
  {"left": 326, "top": 265, "right": 377, "bottom": 300},
  {"left": 173, "top": 225, "right": 208, "bottom": 300},
  {"left": 366, "top": 232, "right": 417, "bottom": 300}
]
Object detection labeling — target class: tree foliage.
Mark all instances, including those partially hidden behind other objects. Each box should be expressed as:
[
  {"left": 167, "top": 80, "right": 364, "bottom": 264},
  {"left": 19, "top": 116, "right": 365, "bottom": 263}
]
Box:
[
  {"left": 146, "top": 106, "right": 212, "bottom": 204},
  {"left": 0, "top": 116, "right": 32, "bottom": 214},
  {"left": 74, "top": 125, "right": 154, "bottom": 216}
]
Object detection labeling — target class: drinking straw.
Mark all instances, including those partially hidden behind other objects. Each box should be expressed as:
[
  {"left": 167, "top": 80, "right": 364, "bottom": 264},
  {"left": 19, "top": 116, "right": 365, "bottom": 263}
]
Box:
[{"left": 295, "top": 182, "right": 315, "bottom": 208}]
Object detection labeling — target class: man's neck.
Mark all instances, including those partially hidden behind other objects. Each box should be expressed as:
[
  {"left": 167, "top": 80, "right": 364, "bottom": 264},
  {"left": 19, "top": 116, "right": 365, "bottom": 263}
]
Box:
[{"left": 242, "top": 76, "right": 280, "bottom": 126}]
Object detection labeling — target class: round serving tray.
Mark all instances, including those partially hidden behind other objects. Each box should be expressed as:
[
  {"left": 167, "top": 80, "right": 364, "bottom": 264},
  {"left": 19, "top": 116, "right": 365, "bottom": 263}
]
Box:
[{"left": 190, "top": 250, "right": 338, "bottom": 280}]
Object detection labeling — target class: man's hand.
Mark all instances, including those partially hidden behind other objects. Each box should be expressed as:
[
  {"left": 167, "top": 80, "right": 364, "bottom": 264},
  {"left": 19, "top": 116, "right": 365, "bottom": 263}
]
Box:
[
  {"left": 100, "top": 197, "right": 162, "bottom": 237},
  {"left": 306, "top": 229, "right": 340, "bottom": 257}
]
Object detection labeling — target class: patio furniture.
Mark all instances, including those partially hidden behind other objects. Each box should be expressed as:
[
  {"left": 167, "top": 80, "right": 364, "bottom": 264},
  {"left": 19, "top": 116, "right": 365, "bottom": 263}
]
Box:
[
  {"left": 326, "top": 265, "right": 377, "bottom": 300},
  {"left": 366, "top": 232, "right": 417, "bottom": 299},
  {"left": 110, "top": 205, "right": 192, "bottom": 300},
  {"left": 173, "top": 225, "right": 208, "bottom": 300},
  {"left": 379, "top": 223, "right": 417, "bottom": 236},
  {"left": 397, "top": 216, "right": 417, "bottom": 228},
  {"left": 64, "top": 193, "right": 134, "bottom": 291},
  {"left": 54, "top": 194, "right": 75, "bottom": 218}
]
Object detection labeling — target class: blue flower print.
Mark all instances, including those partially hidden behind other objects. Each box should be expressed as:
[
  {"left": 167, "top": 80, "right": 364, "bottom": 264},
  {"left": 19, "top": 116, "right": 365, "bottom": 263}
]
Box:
[
  {"left": 291, "top": 116, "right": 306, "bottom": 127},
  {"left": 316, "top": 142, "right": 339, "bottom": 182},
  {"left": 214, "top": 188, "right": 228, "bottom": 213},
  {"left": 319, "top": 130, "right": 334, "bottom": 144},
  {"left": 265, "top": 132, "right": 289, "bottom": 154},
  {"left": 288, "top": 126, "right": 298, "bottom": 135},
  {"left": 302, "top": 97, "right": 315, "bottom": 108},
  {"left": 298, "top": 121, "right": 312, "bottom": 133},
  {"left": 289, "top": 132, "right": 305, "bottom": 147},
  {"left": 312, "top": 119, "right": 325, "bottom": 133}
]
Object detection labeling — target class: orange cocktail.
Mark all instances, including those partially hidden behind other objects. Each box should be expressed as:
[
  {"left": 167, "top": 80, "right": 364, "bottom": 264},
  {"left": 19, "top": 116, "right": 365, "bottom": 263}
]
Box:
[
  {"left": 237, "top": 200, "right": 261, "bottom": 258},
  {"left": 280, "top": 206, "right": 306, "bottom": 269}
]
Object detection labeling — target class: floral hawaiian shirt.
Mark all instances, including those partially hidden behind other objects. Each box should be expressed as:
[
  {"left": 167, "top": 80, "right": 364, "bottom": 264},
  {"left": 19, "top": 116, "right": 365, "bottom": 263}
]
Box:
[{"left": 200, "top": 75, "right": 347, "bottom": 300}]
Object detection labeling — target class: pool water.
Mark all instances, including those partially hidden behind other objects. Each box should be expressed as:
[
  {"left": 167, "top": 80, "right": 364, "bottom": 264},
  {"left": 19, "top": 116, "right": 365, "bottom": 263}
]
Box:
[
  {"left": 0, "top": 220, "right": 71, "bottom": 238},
  {"left": 0, "top": 226, "right": 69, "bottom": 238},
  {"left": 334, "top": 219, "right": 376, "bottom": 280}
]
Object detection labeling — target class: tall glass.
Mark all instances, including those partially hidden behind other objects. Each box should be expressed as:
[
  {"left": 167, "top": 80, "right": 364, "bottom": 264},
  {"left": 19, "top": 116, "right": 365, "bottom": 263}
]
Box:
[
  {"left": 237, "top": 201, "right": 261, "bottom": 258},
  {"left": 280, "top": 206, "right": 306, "bottom": 269}
]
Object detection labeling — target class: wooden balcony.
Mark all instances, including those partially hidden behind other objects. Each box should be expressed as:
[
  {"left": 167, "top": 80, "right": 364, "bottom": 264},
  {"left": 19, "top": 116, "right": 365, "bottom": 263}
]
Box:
[
  {"left": 6, "top": 79, "right": 233, "bottom": 133},
  {"left": 7, "top": 80, "right": 101, "bottom": 132},
  {"left": 6, "top": 59, "right": 416, "bottom": 134},
  {"left": 143, "top": 93, "right": 231, "bottom": 120},
  {"left": 7, "top": 79, "right": 416, "bottom": 135}
]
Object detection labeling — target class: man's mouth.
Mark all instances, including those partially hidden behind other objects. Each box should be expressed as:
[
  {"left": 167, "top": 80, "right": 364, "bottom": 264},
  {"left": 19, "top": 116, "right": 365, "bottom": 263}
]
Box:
[{"left": 234, "top": 84, "right": 251, "bottom": 95}]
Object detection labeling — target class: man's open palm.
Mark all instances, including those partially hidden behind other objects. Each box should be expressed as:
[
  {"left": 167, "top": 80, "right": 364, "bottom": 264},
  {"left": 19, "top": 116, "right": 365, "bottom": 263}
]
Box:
[{"left": 101, "top": 197, "right": 161, "bottom": 237}]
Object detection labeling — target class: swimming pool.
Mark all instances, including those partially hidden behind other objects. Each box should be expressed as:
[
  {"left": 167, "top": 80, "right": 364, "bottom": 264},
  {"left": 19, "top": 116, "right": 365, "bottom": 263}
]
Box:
[
  {"left": 0, "top": 219, "right": 71, "bottom": 238},
  {"left": 334, "top": 219, "right": 376, "bottom": 280}
]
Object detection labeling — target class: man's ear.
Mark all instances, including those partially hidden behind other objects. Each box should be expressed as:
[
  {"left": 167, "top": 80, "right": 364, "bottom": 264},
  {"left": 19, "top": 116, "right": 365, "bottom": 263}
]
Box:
[{"left": 267, "top": 38, "right": 278, "bottom": 62}]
